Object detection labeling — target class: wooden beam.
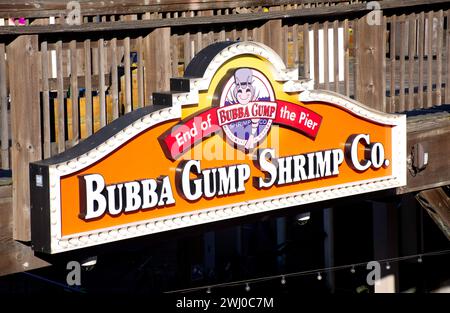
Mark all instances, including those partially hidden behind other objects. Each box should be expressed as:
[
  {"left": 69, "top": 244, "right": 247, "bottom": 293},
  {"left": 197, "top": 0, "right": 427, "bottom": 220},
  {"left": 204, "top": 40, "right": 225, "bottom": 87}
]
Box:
[
  {"left": 397, "top": 111, "right": 450, "bottom": 194},
  {"left": 416, "top": 187, "right": 450, "bottom": 240},
  {"left": 0, "top": 197, "right": 49, "bottom": 276},
  {"left": 1, "top": 0, "right": 450, "bottom": 36},
  {"left": 6, "top": 35, "right": 41, "bottom": 241},
  {"left": 0, "top": 0, "right": 372, "bottom": 18}
]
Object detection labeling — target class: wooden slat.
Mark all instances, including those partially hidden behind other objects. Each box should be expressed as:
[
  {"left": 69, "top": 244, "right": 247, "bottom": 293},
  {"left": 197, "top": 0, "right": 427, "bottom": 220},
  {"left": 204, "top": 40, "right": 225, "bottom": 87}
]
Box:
[
  {"left": 251, "top": 25, "right": 257, "bottom": 42},
  {"left": 195, "top": 27, "right": 202, "bottom": 55},
  {"left": 242, "top": 27, "right": 248, "bottom": 41},
  {"left": 84, "top": 39, "right": 93, "bottom": 136},
  {"left": 144, "top": 27, "right": 171, "bottom": 102},
  {"left": 292, "top": 23, "right": 299, "bottom": 70},
  {"left": 426, "top": 10, "right": 433, "bottom": 108},
  {"left": 389, "top": 15, "right": 396, "bottom": 112},
  {"left": 446, "top": 10, "right": 450, "bottom": 104},
  {"left": 171, "top": 13, "right": 180, "bottom": 77},
  {"left": 436, "top": 10, "right": 443, "bottom": 106},
  {"left": 418, "top": 12, "right": 425, "bottom": 108},
  {"left": 313, "top": 22, "right": 319, "bottom": 89},
  {"left": 56, "top": 40, "right": 65, "bottom": 153},
  {"left": 231, "top": 27, "right": 237, "bottom": 41},
  {"left": 355, "top": 14, "right": 386, "bottom": 111},
  {"left": 0, "top": 43, "right": 8, "bottom": 169},
  {"left": 399, "top": 17, "right": 406, "bottom": 112},
  {"left": 353, "top": 18, "right": 359, "bottom": 98},
  {"left": 171, "top": 33, "right": 179, "bottom": 77},
  {"left": 70, "top": 40, "right": 79, "bottom": 144},
  {"left": 136, "top": 36, "right": 144, "bottom": 107},
  {"left": 123, "top": 36, "right": 132, "bottom": 113},
  {"left": 407, "top": 13, "right": 416, "bottom": 110},
  {"left": 343, "top": 19, "right": 349, "bottom": 97},
  {"left": 303, "top": 23, "right": 310, "bottom": 79},
  {"left": 98, "top": 38, "right": 106, "bottom": 127},
  {"left": 323, "top": 21, "right": 329, "bottom": 90},
  {"left": 333, "top": 20, "right": 339, "bottom": 93},
  {"left": 282, "top": 23, "right": 288, "bottom": 64},
  {"left": 110, "top": 38, "right": 119, "bottom": 120},
  {"left": 203, "top": 10, "right": 214, "bottom": 47},
  {"left": 262, "top": 19, "right": 283, "bottom": 57},
  {"left": 218, "top": 10, "right": 226, "bottom": 41},
  {"left": 7, "top": 35, "right": 41, "bottom": 241}
]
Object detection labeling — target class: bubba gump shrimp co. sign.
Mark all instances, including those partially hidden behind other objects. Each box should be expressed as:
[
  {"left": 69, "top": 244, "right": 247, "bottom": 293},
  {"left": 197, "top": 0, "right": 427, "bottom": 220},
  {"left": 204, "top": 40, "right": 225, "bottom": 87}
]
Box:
[{"left": 30, "top": 41, "right": 407, "bottom": 253}]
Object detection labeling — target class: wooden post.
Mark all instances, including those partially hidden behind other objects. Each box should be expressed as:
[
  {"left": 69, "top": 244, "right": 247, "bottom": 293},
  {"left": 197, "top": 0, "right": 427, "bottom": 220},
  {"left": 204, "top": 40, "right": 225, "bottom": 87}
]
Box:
[
  {"left": 144, "top": 27, "right": 171, "bottom": 103},
  {"left": 355, "top": 14, "right": 386, "bottom": 112},
  {"left": 261, "top": 19, "right": 283, "bottom": 57},
  {"left": 0, "top": 43, "right": 8, "bottom": 170},
  {"left": 7, "top": 35, "right": 41, "bottom": 241}
]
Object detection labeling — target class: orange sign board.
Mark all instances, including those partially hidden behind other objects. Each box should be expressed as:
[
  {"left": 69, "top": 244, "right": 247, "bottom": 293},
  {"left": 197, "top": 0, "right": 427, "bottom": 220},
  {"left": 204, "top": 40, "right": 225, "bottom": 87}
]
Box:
[{"left": 30, "top": 42, "right": 406, "bottom": 253}]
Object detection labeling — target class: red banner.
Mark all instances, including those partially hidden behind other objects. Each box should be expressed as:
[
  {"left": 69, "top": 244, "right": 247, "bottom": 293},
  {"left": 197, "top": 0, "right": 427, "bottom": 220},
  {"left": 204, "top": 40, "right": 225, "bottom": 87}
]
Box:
[{"left": 159, "top": 100, "right": 322, "bottom": 160}]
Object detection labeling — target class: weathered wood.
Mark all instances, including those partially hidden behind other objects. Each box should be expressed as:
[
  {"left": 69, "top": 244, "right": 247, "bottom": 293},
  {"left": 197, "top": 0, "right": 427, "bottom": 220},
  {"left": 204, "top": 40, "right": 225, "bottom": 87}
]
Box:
[
  {"left": 416, "top": 187, "right": 450, "bottom": 240},
  {"left": 353, "top": 18, "right": 360, "bottom": 97},
  {"left": 70, "top": 40, "right": 79, "bottom": 144},
  {"left": 292, "top": 23, "right": 299, "bottom": 69},
  {"left": 123, "top": 36, "right": 132, "bottom": 113},
  {"left": 0, "top": 197, "right": 49, "bottom": 277},
  {"left": 418, "top": 12, "right": 425, "bottom": 108},
  {"left": 407, "top": 13, "right": 416, "bottom": 111},
  {"left": 137, "top": 36, "right": 144, "bottom": 107},
  {"left": 355, "top": 14, "right": 385, "bottom": 112},
  {"left": 56, "top": 40, "right": 65, "bottom": 153},
  {"left": 98, "top": 38, "right": 106, "bottom": 127},
  {"left": 242, "top": 27, "right": 248, "bottom": 41},
  {"left": 0, "top": 43, "right": 8, "bottom": 169},
  {"left": 0, "top": 0, "right": 432, "bottom": 19},
  {"left": 84, "top": 39, "right": 93, "bottom": 136},
  {"left": 333, "top": 20, "right": 339, "bottom": 93},
  {"left": 195, "top": 28, "right": 202, "bottom": 56},
  {"left": 436, "top": 10, "right": 443, "bottom": 106},
  {"left": 446, "top": 10, "right": 450, "bottom": 104},
  {"left": 41, "top": 42, "right": 51, "bottom": 159},
  {"left": 389, "top": 15, "right": 396, "bottom": 112},
  {"left": 426, "top": 11, "right": 433, "bottom": 108},
  {"left": 1, "top": 0, "right": 449, "bottom": 34},
  {"left": 323, "top": 21, "right": 329, "bottom": 90},
  {"left": 397, "top": 111, "right": 450, "bottom": 194},
  {"left": 303, "top": 23, "right": 310, "bottom": 79},
  {"left": 171, "top": 33, "right": 179, "bottom": 77},
  {"left": 110, "top": 38, "right": 119, "bottom": 120},
  {"left": 262, "top": 19, "right": 283, "bottom": 57},
  {"left": 399, "top": 17, "right": 406, "bottom": 112},
  {"left": 7, "top": 35, "right": 41, "bottom": 241},
  {"left": 313, "top": 22, "right": 319, "bottom": 89},
  {"left": 343, "top": 19, "right": 349, "bottom": 97},
  {"left": 282, "top": 22, "right": 288, "bottom": 65},
  {"left": 144, "top": 27, "right": 171, "bottom": 103}
]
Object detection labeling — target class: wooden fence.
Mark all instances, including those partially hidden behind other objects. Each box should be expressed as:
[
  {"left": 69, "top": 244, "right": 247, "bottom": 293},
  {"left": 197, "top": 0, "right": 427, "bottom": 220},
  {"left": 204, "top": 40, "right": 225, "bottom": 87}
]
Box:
[{"left": 0, "top": 0, "right": 450, "bottom": 240}]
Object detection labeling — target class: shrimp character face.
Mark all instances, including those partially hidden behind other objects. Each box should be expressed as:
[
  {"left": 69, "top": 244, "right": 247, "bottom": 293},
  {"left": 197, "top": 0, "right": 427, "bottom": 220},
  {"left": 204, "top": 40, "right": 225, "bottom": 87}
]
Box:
[{"left": 233, "top": 68, "right": 255, "bottom": 105}]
